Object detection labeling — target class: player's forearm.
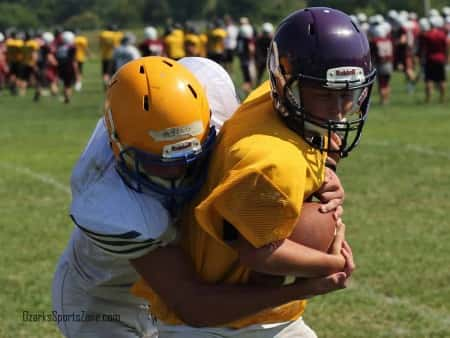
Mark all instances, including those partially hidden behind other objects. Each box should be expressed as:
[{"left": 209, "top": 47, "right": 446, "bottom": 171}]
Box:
[
  {"left": 239, "top": 239, "right": 343, "bottom": 278},
  {"left": 131, "top": 246, "right": 333, "bottom": 327},
  {"left": 172, "top": 277, "right": 322, "bottom": 327}
]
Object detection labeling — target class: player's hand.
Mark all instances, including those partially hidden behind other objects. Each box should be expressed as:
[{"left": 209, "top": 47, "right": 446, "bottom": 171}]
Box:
[
  {"left": 327, "top": 219, "right": 345, "bottom": 270},
  {"left": 313, "top": 271, "right": 350, "bottom": 294},
  {"left": 341, "top": 240, "right": 355, "bottom": 278},
  {"left": 302, "top": 239, "right": 355, "bottom": 297},
  {"left": 316, "top": 167, "right": 344, "bottom": 220},
  {"left": 294, "top": 271, "right": 350, "bottom": 299},
  {"left": 329, "top": 219, "right": 345, "bottom": 255},
  {"left": 326, "top": 132, "right": 342, "bottom": 168}
]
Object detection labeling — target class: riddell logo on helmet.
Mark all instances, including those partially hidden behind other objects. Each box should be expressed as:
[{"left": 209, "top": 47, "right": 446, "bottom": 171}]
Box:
[
  {"left": 326, "top": 67, "right": 365, "bottom": 88},
  {"left": 162, "top": 137, "right": 202, "bottom": 160},
  {"left": 336, "top": 69, "right": 356, "bottom": 76},
  {"left": 171, "top": 142, "right": 192, "bottom": 151}
]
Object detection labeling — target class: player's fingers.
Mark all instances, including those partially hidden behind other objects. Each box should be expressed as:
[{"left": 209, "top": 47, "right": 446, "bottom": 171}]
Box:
[
  {"left": 319, "top": 198, "right": 341, "bottom": 213},
  {"left": 330, "top": 132, "right": 342, "bottom": 149},
  {"left": 333, "top": 205, "right": 344, "bottom": 220},
  {"left": 330, "top": 220, "right": 345, "bottom": 255},
  {"left": 318, "top": 188, "right": 342, "bottom": 201},
  {"left": 341, "top": 246, "right": 355, "bottom": 277},
  {"left": 328, "top": 272, "right": 348, "bottom": 289},
  {"left": 327, "top": 134, "right": 343, "bottom": 165},
  {"left": 335, "top": 219, "right": 346, "bottom": 237},
  {"left": 343, "top": 240, "right": 353, "bottom": 256}
]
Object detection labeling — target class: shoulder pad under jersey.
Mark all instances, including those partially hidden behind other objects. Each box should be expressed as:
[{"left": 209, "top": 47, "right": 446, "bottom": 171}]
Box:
[
  {"left": 71, "top": 166, "right": 176, "bottom": 258},
  {"left": 70, "top": 119, "right": 176, "bottom": 258},
  {"left": 71, "top": 118, "right": 114, "bottom": 196}
]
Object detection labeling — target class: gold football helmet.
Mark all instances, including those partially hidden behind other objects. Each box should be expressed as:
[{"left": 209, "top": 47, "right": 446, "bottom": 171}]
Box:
[{"left": 105, "top": 56, "right": 216, "bottom": 204}]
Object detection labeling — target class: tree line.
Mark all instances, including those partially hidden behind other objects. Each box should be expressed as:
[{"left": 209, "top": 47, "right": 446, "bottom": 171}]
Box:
[{"left": 0, "top": 0, "right": 448, "bottom": 30}]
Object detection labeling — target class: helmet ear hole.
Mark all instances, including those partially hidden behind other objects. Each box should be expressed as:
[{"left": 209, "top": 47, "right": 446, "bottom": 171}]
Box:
[
  {"left": 308, "top": 24, "right": 315, "bottom": 35},
  {"left": 187, "top": 84, "right": 197, "bottom": 99},
  {"left": 143, "top": 95, "right": 149, "bottom": 111},
  {"left": 139, "top": 65, "right": 145, "bottom": 74}
]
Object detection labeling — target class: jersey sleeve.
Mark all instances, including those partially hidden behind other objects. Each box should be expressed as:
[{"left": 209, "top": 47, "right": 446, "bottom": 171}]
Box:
[
  {"left": 71, "top": 216, "right": 172, "bottom": 259},
  {"left": 70, "top": 155, "right": 176, "bottom": 259},
  {"left": 179, "top": 57, "right": 239, "bottom": 132},
  {"left": 196, "top": 135, "right": 307, "bottom": 248},
  {"left": 70, "top": 118, "right": 113, "bottom": 195}
]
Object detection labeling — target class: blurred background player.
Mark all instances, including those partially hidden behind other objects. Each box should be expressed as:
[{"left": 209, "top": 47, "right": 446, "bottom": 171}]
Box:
[
  {"left": 356, "top": 12, "right": 370, "bottom": 34},
  {"left": 17, "top": 30, "right": 39, "bottom": 96},
  {"left": 255, "top": 22, "right": 274, "bottom": 85},
  {"left": 391, "top": 12, "right": 417, "bottom": 93},
  {"left": 223, "top": 15, "right": 238, "bottom": 74},
  {"left": 139, "top": 26, "right": 164, "bottom": 57},
  {"left": 163, "top": 23, "right": 185, "bottom": 60},
  {"left": 206, "top": 19, "right": 227, "bottom": 66},
  {"left": 34, "top": 31, "right": 58, "bottom": 101},
  {"left": 112, "top": 32, "right": 141, "bottom": 71},
  {"left": 184, "top": 23, "right": 201, "bottom": 57},
  {"left": 55, "top": 31, "right": 77, "bottom": 103},
  {"left": 369, "top": 22, "right": 394, "bottom": 104},
  {"left": 0, "top": 31, "right": 8, "bottom": 93},
  {"left": 99, "top": 25, "right": 122, "bottom": 88},
  {"left": 198, "top": 27, "right": 208, "bottom": 57},
  {"left": 423, "top": 15, "right": 448, "bottom": 103},
  {"left": 5, "top": 29, "right": 23, "bottom": 95},
  {"left": 417, "top": 17, "right": 431, "bottom": 82},
  {"left": 74, "top": 30, "right": 90, "bottom": 91},
  {"left": 237, "top": 18, "right": 255, "bottom": 95}
]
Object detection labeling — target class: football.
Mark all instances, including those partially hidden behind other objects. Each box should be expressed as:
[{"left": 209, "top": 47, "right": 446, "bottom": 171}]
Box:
[
  {"left": 289, "top": 201, "right": 336, "bottom": 253},
  {"left": 247, "top": 201, "right": 337, "bottom": 286}
]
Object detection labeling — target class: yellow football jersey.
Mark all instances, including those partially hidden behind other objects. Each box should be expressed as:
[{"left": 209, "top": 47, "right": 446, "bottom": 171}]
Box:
[
  {"left": 133, "top": 81, "right": 327, "bottom": 328},
  {"left": 207, "top": 28, "right": 227, "bottom": 54},
  {"left": 99, "top": 30, "right": 115, "bottom": 60},
  {"left": 74, "top": 35, "right": 88, "bottom": 62},
  {"left": 6, "top": 38, "right": 24, "bottom": 63},
  {"left": 163, "top": 31, "right": 185, "bottom": 60},
  {"left": 184, "top": 33, "right": 201, "bottom": 55},
  {"left": 198, "top": 33, "right": 208, "bottom": 57},
  {"left": 243, "top": 80, "right": 271, "bottom": 103},
  {"left": 113, "top": 31, "right": 124, "bottom": 48},
  {"left": 22, "top": 39, "right": 40, "bottom": 66}
]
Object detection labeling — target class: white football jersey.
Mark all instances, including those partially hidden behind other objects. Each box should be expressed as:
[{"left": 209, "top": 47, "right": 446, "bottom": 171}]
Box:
[
  {"left": 64, "top": 57, "right": 239, "bottom": 291},
  {"left": 225, "top": 24, "right": 239, "bottom": 50},
  {"left": 179, "top": 57, "right": 239, "bottom": 131},
  {"left": 66, "top": 118, "right": 176, "bottom": 292}
]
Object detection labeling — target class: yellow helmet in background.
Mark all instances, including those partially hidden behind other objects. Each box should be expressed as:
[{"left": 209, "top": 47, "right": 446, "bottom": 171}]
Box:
[{"left": 105, "top": 56, "right": 216, "bottom": 202}]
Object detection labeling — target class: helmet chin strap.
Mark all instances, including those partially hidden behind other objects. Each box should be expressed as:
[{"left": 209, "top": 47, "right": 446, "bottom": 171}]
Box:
[
  {"left": 142, "top": 173, "right": 185, "bottom": 190},
  {"left": 106, "top": 108, "right": 125, "bottom": 152}
]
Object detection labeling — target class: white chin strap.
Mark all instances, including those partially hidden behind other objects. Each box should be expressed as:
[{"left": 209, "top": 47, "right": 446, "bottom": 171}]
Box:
[
  {"left": 106, "top": 109, "right": 125, "bottom": 152},
  {"left": 142, "top": 172, "right": 185, "bottom": 190}
]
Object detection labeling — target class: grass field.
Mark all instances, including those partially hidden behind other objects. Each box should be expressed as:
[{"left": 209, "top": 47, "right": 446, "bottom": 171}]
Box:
[{"left": 0, "top": 58, "right": 449, "bottom": 338}]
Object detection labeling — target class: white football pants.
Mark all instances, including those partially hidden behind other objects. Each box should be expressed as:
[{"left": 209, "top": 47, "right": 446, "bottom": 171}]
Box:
[
  {"left": 156, "top": 317, "right": 317, "bottom": 338},
  {"left": 52, "top": 256, "right": 157, "bottom": 338}
]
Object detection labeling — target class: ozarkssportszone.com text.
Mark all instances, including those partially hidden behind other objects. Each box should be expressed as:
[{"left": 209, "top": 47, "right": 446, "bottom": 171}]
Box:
[{"left": 22, "top": 310, "right": 121, "bottom": 323}]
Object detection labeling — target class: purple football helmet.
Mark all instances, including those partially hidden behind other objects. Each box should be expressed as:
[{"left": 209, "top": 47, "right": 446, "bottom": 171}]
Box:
[{"left": 268, "top": 7, "right": 376, "bottom": 157}]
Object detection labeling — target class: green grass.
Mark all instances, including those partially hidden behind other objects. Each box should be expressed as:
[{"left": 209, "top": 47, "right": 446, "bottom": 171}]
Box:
[{"left": 0, "top": 60, "right": 449, "bottom": 338}]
